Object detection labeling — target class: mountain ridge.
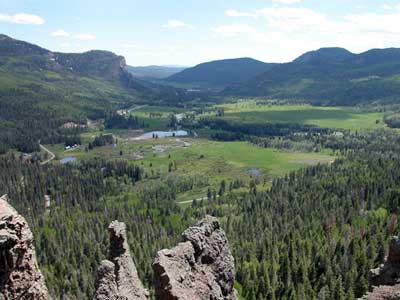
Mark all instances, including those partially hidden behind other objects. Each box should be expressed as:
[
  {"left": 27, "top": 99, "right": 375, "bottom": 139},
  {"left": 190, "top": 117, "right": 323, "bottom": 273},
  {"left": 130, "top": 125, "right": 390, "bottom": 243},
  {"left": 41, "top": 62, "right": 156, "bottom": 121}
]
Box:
[
  {"left": 166, "top": 57, "right": 276, "bottom": 87},
  {"left": 225, "top": 47, "right": 400, "bottom": 105}
]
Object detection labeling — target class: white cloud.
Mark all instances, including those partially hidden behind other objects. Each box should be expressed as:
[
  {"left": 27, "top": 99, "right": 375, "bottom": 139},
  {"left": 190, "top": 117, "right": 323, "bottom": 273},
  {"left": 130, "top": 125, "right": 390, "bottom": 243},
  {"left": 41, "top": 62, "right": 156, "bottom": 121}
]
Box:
[
  {"left": 0, "top": 13, "right": 44, "bottom": 25},
  {"left": 256, "top": 7, "right": 333, "bottom": 32},
  {"left": 225, "top": 9, "right": 257, "bottom": 18},
  {"left": 73, "top": 33, "right": 96, "bottom": 40},
  {"left": 381, "top": 4, "right": 393, "bottom": 10},
  {"left": 162, "top": 19, "right": 193, "bottom": 29},
  {"left": 211, "top": 24, "right": 257, "bottom": 37},
  {"left": 344, "top": 11, "right": 400, "bottom": 34},
  {"left": 211, "top": 5, "right": 400, "bottom": 63},
  {"left": 51, "top": 29, "right": 70, "bottom": 37},
  {"left": 272, "top": 0, "right": 302, "bottom": 5}
]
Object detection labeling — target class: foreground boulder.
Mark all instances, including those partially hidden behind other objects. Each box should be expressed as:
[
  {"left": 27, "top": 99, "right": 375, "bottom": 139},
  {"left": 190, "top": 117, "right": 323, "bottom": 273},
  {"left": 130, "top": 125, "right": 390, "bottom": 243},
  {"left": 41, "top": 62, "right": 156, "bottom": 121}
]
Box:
[
  {"left": 93, "top": 221, "right": 149, "bottom": 300},
  {"left": 364, "top": 236, "right": 400, "bottom": 300},
  {"left": 362, "top": 285, "right": 400, "bottom": 300},
  {"left": 370, "top": 236, "right": 400, "bottom": 287},
  {"left": 153, "top": 215, "right": 238, "bottom": 300},
  {"left": 0, "top": 194, "right": 49, "bottom": 300}
]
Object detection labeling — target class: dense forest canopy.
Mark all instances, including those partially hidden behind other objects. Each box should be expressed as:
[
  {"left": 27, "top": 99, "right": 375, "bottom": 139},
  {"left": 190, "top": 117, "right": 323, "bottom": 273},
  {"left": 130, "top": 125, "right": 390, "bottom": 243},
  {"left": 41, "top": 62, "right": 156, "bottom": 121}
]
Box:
[{"left": 1, "top": 129, "right": 400, "bottom": 300}]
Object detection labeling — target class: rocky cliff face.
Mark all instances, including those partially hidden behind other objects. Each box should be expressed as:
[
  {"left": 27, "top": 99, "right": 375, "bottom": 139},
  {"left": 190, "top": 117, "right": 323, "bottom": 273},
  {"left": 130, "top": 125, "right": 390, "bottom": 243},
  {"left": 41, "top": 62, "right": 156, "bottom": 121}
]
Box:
[
  {"left": 93, "top": 216, "right": 237, "bottom": 300},
  {"left": 54, "top": 51, "right": 128, "bottom": 82},
  {"left": 0, "top": 195, "right": 237, "bottom": 300},
  {"left": 363, "top": 236, "right": 400, "bottom": 300},
  {"left": 0, "top": 195, "right": 49, "bottom": 300},
  {"left": 369, "top": 236, "right": 400, "bottom": 287},
  {"left": 153, "top": 215, "right": 238, "bottom": 300},
  {"left": 93, "top": 221, "right": 149, "bottom": 300}
]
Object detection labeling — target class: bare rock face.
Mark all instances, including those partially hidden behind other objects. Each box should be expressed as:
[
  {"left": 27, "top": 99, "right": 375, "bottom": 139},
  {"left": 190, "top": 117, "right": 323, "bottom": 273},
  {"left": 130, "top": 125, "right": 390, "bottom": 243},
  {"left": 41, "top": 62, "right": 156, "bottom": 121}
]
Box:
[
  {"left": 362, "top": 285, "right": 400, "bottom": 300},
  {"left": 370, "top": 237, "right": 400, "bottom": 287},
  {"left": 93, "top": 221, "right": 149, "bottom": 300},
  {"left": 388, "top": 237, "right": 400, "bottom": 263},
  {"left": 93, "top": 260, "right": 119, "bottom": 300},
  {"left": 153, "top": 215, "right": 238, "bottom": 300},
  {"left": 0, "top": 194, "right": 49, "bottom": 300}
]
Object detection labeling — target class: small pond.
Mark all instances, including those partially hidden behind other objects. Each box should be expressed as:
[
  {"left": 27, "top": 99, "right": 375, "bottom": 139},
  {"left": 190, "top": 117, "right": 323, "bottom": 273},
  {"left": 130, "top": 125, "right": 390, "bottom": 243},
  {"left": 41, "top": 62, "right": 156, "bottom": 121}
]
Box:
[
  {"left": 137, "top": 130, "right": 188, "bottom": 139},
  {"left": 247, "top": 169, "right": 262, "bottom": 176},
  {"left": 60, "top": 157, "right": 77, "bottom": 164}
]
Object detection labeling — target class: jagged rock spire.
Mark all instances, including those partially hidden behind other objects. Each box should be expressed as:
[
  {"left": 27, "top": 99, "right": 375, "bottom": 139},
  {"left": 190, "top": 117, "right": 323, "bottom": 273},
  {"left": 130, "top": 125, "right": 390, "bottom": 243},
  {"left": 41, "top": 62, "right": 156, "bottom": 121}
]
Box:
[
  {"left": 153, "top": 215, "right": 238, "bottom": 300},
  {"left": 370, "top": 236, "right": 400, "bottom": 287},
  {"left": 93, "top": 221, "right": 149, "bottom": 300},
  {"left": 364, "top": 236, "right": 400, "bottom": 300},
  {"left": 0, "top": 194, "right": 49, "bottom": 300}
]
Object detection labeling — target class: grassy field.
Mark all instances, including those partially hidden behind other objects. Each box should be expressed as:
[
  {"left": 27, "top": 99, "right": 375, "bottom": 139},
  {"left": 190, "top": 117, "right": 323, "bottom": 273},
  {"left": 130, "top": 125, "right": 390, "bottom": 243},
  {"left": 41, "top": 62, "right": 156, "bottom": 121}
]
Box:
[
  {"left": 128, "top": 106, "right": 187, "bottom": 130},
  {"left": 46, "top": 101, "right": 381, "bottom": 203},
  {"left": 214, "top": 101, "right": 385, "bottom": 130},
  {"left": 46, "top": 136, "right": 335, "bottom": 203}
]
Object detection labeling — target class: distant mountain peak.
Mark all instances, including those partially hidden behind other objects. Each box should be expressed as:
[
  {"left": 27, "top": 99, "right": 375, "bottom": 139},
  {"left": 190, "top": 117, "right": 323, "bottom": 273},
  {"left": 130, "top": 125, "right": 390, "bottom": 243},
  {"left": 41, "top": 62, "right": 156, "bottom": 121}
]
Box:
[
  {"left": 166, "top": 57, "right": 275, "bottom": 87},
  {"left": 294, "top": 47, "right": 355, "bottom": 64}
]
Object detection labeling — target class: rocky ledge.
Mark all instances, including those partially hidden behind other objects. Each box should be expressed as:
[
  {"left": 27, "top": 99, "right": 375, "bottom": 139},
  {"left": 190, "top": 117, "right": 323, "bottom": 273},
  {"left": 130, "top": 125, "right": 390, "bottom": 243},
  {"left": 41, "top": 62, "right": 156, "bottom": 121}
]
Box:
[
  {"left": 93, "top": 221, "right": 149, "bottom": 300},
  {"left": 362, "top": 236, "right": 400, "bottom": 300},
  {"left": 93, "top": 216, "right": 237, "bottom": 300},
  {"left": 0, "top": 194, "right": 49, "bottom": 300},
  {"left": 0, "top": 195, "right": 238, "bottom": 300},
  {"left": 153, "top": 215, "right": 238, "bottom": 300}
]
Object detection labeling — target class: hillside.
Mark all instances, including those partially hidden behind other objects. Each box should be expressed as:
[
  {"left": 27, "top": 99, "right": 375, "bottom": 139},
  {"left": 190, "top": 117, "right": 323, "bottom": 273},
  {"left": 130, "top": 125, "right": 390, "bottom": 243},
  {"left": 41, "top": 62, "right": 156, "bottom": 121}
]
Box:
[
  {"left": 127, "top": 65, "right": 187, "bottom": 79},
  {"left": 0, "top": 34, "right": 190, "bottom": 154},
  {"left": 166, "top": 57, "right": 276, "bottom": 87},
  {"left": 225, "top": 47, "right": 400, "bottom": 105},
  {"left": 0, "top": 34, "right": 155, "bottom": 110}
]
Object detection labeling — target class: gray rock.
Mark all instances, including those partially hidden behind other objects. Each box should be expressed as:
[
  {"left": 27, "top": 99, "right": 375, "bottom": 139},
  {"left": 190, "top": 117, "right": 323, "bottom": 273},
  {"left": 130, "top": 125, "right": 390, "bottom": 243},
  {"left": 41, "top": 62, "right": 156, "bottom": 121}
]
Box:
[
  {"left": 388, "top": 236, "right": 400, "bottom": 263},
  {"left": 0, "top": 194, "right": 49, "bottom": 300},
  {"left": 362, "top": 284, "right": 400, "bottom": 300},
  {"left": 370, "top": 236, "right": 400, "bottom": 287},
  {"left": 93, "top": 221, "right": 149, "bottom": 300},
  {"left": 153, "top": 215, "right": 238, "bottom": 300},
  {"left": 93, "top": 260, "right": 119, "bottom": 300}
]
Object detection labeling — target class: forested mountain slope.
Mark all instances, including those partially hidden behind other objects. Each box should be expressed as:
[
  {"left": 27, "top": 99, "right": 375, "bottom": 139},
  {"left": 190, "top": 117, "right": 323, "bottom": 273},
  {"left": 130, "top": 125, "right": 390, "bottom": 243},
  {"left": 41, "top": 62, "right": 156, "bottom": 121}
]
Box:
[
  {"left": 166, "top": 57, "right": 276, "bottom": 87},
  {"left": 0, "top": 34, "right": 191, "bottom": 153},
  {"left": 225, "top": 47, "right": 400, "bottom": 105},
  {"left": 1, "top": 129, "right": 400, "bottom": 300}
]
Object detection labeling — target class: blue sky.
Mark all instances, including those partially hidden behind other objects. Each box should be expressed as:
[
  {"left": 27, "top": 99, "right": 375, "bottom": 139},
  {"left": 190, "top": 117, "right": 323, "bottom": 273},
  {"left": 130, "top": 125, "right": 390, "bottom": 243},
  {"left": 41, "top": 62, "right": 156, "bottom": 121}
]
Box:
[{"left": 1, "top": 0, "right": 400, "bottom": 66}]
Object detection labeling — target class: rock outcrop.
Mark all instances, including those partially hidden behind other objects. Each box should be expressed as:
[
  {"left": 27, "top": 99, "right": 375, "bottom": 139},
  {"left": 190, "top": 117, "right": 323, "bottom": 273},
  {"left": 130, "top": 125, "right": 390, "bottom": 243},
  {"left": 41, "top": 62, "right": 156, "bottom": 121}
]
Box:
[
  {"left": 370, "top": 236, "right": 400, "bottom": 287},
  {"left": 0, "top": 194, "right": 49, "bottom": 300},
  {"left": 153, "top": 215, "right": 238, "bottom": 300},
  {"left": 362, "top": 285, "right": 400, "bottom": 300},
  {"left": 93, "top": 221, "right": 149, "bottom": 300},
  {"left": 0, "top": 194, "right": 238, "bottom": 300},
  {"left": 93, "top": 260, "right": 119, "bottom": 300},
  {"left": 364, "top": 236, "right": 400, "bottom": 300}
]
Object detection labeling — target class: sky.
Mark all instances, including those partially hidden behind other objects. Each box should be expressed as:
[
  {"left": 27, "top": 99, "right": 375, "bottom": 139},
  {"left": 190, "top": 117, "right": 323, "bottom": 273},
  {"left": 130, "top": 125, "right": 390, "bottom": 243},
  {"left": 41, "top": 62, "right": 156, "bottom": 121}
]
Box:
[{"left": 1, "top": 0, "right": 400, "bottom": 66}]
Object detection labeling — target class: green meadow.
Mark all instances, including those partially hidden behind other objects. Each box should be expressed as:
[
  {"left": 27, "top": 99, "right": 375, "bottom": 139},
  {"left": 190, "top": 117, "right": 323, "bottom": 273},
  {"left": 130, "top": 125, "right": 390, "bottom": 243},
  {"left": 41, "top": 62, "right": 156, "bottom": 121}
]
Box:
[
  {"left": 215, "top": 101, "right": 385, "bottom": 130},
  {"left": 47, "top": 137, "right": 335, "bottom": 203}
]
